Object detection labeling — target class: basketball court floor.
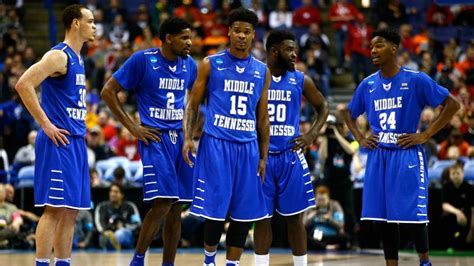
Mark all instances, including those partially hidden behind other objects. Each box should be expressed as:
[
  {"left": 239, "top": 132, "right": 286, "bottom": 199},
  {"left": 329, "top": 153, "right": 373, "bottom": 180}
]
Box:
[{"left": 2, "top": 248, "right": 473, "bottom": 265}]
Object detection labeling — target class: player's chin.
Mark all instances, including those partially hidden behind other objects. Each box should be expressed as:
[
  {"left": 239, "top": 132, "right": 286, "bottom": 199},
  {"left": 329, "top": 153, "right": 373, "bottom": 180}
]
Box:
[{"left": 88, "top": 36, "right": 96, "bottom": 42}]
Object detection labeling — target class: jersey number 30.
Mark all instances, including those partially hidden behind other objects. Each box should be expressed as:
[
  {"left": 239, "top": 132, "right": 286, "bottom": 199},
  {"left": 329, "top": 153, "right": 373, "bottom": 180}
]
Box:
[{"left": 379, "top": 111, "right": 396, "bottom": 130}]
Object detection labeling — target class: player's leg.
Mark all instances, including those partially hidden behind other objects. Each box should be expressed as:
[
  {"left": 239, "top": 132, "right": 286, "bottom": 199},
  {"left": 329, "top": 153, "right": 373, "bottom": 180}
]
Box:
[
  {"left": 52, "top": 207, "right": 78, "bottom": 264},
  {"left": 136, "top": 198, "right": 173, "bottom": 253},
  {"left": 203, "top": 219, "right": 225, "bottom": 265},
  {"left": 254, "top": 218, "right": 272, "bottom": 265},
  {"left": 376, "top": 221, "right": 399, "bottom": 266},
  {"left": 226, "top": 221, "right": 252, "bottom": 264},
  {"left": 286, "top": 213, "right": 307, "bottom": 256},
  {"left": 35, "top": 206, "right": 65, "bottom": 264},
  {"left": 162, "top": 203, "right": 182, "bottom": 265},
  {"left": 409, "top": 223, "right": 430, "bottom": 266}
]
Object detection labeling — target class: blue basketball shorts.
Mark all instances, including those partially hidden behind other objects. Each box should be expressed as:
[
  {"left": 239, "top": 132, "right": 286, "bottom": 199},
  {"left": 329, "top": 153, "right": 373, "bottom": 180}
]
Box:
[
  {"left": 34, "top": 130, "right": 90, "bottom": 209},
  {"left": 263, "top": 149, "right": 315, "bottom": 216},
  {"left": 189, "top": 133, "right": 269, "bottom": 221},
  {"left": 362, "top": 146, "right": 429, "bottom": 223},
  {"left": 138, "top": 129, "right": 193, "bottom": 202}
]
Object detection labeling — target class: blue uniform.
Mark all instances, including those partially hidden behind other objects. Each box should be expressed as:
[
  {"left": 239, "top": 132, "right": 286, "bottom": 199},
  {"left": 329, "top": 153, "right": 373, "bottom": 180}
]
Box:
[
  {"left": 263, "top": 71, "right": 315, "bottom": 216},
  {"left": 348, "top": 67, "right": 449, "bottom": 223},
  {"left": 113, "top": 49, "right": 197, "bottom": 202},
  {"left": 35, "top": 43, "right": 90, "bottom": 209},
  {"left": 190, "top": 50, "right": 268, "bottom": 221}
]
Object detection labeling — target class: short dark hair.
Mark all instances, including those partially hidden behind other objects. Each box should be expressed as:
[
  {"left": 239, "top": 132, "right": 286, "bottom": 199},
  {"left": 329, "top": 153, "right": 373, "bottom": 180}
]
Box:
[
  {"left": 265, "top": 30, "right": 296, "bottom": 52},
  {"left": 110, "top": 182, "right": 124, "bottom": 195},
  {"left": 159, "top": 18, "right": 192, "bottom": 42},
  {"left": 372, "top": 28, "right": 401, "bottom": 46},
  {"left": 228, "top": 7, "right": 258, "bottom": 28},
  {"left": 62, "top": 4, "right": 87, "bottom": 31}
]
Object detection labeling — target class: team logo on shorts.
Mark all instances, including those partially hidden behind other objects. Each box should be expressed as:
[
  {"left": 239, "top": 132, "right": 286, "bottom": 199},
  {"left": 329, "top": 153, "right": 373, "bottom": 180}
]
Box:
[{"left": 169, "top": 130, "right": 178, "bottom": 144}]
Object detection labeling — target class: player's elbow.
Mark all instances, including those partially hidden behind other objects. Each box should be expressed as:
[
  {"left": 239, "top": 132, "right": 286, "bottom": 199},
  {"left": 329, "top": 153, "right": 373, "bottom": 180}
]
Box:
[{"left": 14, "top": 79, "right": 26, "bottom": 93}]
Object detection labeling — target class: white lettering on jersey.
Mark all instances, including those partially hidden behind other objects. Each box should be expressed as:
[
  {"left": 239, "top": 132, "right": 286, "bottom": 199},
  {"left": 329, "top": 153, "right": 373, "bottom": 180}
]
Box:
[
  {"left": 270, "top": 125, "right": 295, "bottom": 136},
  {"left": 75, "top": 74, "right": 86, "bottom": 86},
  {"left": 158, "top": 78, "right": 185, "bottom": 90},
  {"left": 378, "top": 132, "right": 405, "bottom": 144},
  {"left": 223, "top": 80, "right": 254, "bottom": 95},
  {"left": 213, "top": 114, "right": 255, "bottom": 132},
  {"left": 268, "top": 90, "right": 291, "bottom": 102},
  {"left": 149, "top": 107, "right": 184, "bottom": 120},
  {"left": 66, "top": 108, "right": 87, "bottom": 121},
  {"left": 374, "top": 97, "right": 402, "bottom": 111}
]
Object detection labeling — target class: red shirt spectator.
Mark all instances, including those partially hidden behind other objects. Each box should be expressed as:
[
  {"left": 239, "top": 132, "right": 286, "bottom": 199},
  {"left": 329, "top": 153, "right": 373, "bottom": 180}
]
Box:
[
  {"left": 427, "top": 4, "right": 454, "bottom": 26},
  {"left": 344, "top": 15, "right": 373, "bottom": 58},
  {"left": 115, "top": 128, "right": 140, "bottom": 161},
  {"left": 329, "top": 0, "right": 359, "bottom": 30},
  {"left": 438, "top": 129, "right": 470, "bottom": 160},
  {"left": 293, "top": 0, "right": 321, "bottom": 27}
]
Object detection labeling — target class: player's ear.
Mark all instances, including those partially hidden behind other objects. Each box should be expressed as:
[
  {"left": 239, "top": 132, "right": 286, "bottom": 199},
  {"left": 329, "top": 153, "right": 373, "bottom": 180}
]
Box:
[{"left": 165, "top": 33, "right": 172, "bottom": 44}]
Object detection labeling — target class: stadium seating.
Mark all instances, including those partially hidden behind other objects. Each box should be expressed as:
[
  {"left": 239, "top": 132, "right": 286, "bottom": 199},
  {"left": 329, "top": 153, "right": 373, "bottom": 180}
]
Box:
[
  {"left": 16, "top": 165, "right": 35, "bottom": 188},
  {"left": 428, "top": 159, "right": 454, "bottom": 181}
]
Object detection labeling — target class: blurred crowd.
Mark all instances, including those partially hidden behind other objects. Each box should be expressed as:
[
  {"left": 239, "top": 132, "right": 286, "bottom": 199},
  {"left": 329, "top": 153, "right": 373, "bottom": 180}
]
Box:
[{"left": 0, "top": 0, "right": 473, "bottom": 251}]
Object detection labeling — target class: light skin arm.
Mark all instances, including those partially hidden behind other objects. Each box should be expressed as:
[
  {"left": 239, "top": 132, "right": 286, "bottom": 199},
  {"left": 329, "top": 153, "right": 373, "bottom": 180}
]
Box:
[
  {"left": 341, "top": 107, "right": 378, "bottom": 149},
  {"left": 290, "top": 75, "right": 329, "bottom": 151},
  {"left": 332, "top": 126, "right": 357, "bottom": 155},
  {"left": 256, "top": 67, "right": 271, "bottom": 181},
  {"left": 15, "top": 50, "right": 71, "bottom": 147},
  {"left": 101, "top": 78, "right": 161, "bottom": 145},
  {"left": 397, "top": 95, "right": 460, "bottom": 148},
  {"left": 442, "top": 202, "right": 467, "bottom": 226},
  {"left": 182, "top": 58, "right": 210, "bottom": 167}
]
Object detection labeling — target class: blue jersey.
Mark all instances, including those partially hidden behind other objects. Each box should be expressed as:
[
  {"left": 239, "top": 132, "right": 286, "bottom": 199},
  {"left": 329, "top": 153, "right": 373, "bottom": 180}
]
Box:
[
  {"left": 204, "top": 49, "right": 267, "bottom": 142},
  {"left": 113, "top": 48, "right": 197, "bottom": 130},
  {"left": 268, "top": 70, "right": 304, "bottom": 152},
  {"left": 348, "top": 67, "right": 449, "bottom": 149},
  {"left": 41, "top": 43, "right": 87, "bottom": 136}
]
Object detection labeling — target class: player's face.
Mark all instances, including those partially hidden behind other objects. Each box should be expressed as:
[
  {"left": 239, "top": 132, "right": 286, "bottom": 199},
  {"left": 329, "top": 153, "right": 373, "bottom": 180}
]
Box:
[
  {"left": 228, "top": 21, "right": 255, "bottom": 52},
  {"left": 276, "top": 40, "right": 297, "bottom": 71},
  {"left": 78, "top": 8, "right": 96, "bottom": 42},
  {"left": 370, "top": 36, "right": 396, "bottom": 67},
  {"left": 169, "top": 28, "right": 192, "bottom": 58}
]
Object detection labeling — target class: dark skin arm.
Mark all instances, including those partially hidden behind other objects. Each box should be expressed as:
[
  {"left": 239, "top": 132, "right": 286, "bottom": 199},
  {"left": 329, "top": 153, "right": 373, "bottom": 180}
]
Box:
[
  {"left": 256, "top": 67, "right": 271, "bottom": 181},
  {"left": 182, "top": 57, "right": 210, "bottom": 167},
  {"left": 290, "top": 75, "right": 329, "bottom": 152},
  {"left": 101, "top": 78, "right": 161, "bottom": 145},
  {"left": 397, "top": 95, "right": 460, "bottom": 148},
  {"left": 341, "top": 107, "right": 378, "bottom": 149}
]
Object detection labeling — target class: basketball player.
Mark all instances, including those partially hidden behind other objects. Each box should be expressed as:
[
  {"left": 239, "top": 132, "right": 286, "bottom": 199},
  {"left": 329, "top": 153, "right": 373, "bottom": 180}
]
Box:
[
  {"left": 342, "top": 29, "right": 460, "bottom": 266},
  {"left": 182, "top": 7, "right": 270, "bottom": 266},
  {"left": 101, "top": 18, "right": 196, "bottom": 266},
  {"left": 253, "top": 30, "right": 329, "bottom": 266},
  {"left": 15, "top": 5, "right": 95, "bottom": 266}
]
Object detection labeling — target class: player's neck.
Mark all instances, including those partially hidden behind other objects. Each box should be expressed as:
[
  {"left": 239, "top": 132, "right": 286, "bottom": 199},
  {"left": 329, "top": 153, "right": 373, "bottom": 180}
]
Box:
[
  {"left": 379, "top": 63, "right": 400, "bottom": 79},
  {"left": 63, "top": 34, "right": 85, "bottom": 57},
  {"left": 160, "top": 46, "right": 179, "bottom": 61},
  {"left": 268, "top": 60, "right": 286, "bottom": 77},
  {"left": 229, "top": 46, "right": 250, "bottom": 59}
]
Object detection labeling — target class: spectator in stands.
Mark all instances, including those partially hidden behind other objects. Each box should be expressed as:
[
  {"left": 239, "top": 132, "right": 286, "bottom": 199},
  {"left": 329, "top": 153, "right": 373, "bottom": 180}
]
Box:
[
  {"left": 115, "top": 127, "right": 139, "bottom": 161},
  {"left": 441, "top": 164, "right": 474, "bottom": 250},
  {"left": 344, "top": 13, "right": 373, "bottom": 85},
  {"left": 92, "top": 9, "right": 106, "bottom": 39},
  {"left": 426, "top": 3, "right": 454, "bottom": 27},
  {"left": 399, "top": 24, "right": 416, "bottom": 55},
  {"left": 464, "top": 114, "right": 474, "bottom": 145},
  {"left": 90, "top": 168, "right": 110, "bottom": 188},
  {"left": 376, "top": 0, "right": 407, "bottom": 27},
  {"left": 318, "top": 114, "right": 357, "bottom": 242},
  {"left": 329, "top": 0, "right": 359, "bottom": 74},
  {"left": 439, "top": 128, "right": 471, "bottom": 160},
  {"left": 95, "top": 183, "right": 141, "bottom": 250},
  {"left": 129, "top": 4, "right": 154, "bottom": 43},
  {"left": 112, "top": 166, "right": 132, "bottom": 188},
  {"left": 398, "top": 50, "right": 418, "bottom": 71},
  {"left": 299, "top": 23, "right": 330, "bottom": 54},
  {"left": 456, "top": 43, "right": 474, "bottom": 79},
  {"left": 87, "top": 125, "right": 113, "bottom": 161},
  {"left": 304, "top": 42, "right": 330, "bottom": 97},
  {"left": 108, "top": 14, "right": 129, "bottom": 46},
  {"left": 0, "top": 183, "right": 23, "bottom": 248},
  {"left": 419, "top": 51, "right": 436, "bottom": 77},
  {"left": 73, "top": 210, "right": 94, "bottom": 249},
  {"left": 304, "top": 185, "right": 348, "bottom": 250},
  {"left": 269, "top": 0, "right": 293, "bottom": 30},
  {"left": 98, "top": 111, "right": 118, "bottom": 144},
  {"left": 13, "top": 129, "right": 36, "bottom": 166},
  {"left": 174, "top": 0, "right": 202, "bottom": 28},
  {"left": 104, "top": 0, "right": 127, "bottom": 24},
  {"left": 292, "top": 0, "right": 321, "bottom": 27},
  {"left": 413, "top": 28, "right": 429, "bottom": 56}
]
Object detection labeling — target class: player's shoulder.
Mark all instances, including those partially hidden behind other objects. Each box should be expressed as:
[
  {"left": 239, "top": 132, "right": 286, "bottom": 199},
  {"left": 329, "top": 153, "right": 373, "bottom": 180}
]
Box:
[
  {"left": 400, "top": 67, "right": 433, "bottom": 84},
  {"left": 250, "top": 56, "right": 266, "bottom": 68},
  {"left": 182, "top": 54, "right": 197, "bottom": 67}
]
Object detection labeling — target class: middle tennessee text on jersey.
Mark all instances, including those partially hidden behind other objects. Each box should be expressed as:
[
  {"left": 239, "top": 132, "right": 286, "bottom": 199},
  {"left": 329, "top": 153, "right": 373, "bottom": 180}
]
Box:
[
  {"left": 268, "top": 71, "right": 304, "bottom": 152},
  {"left": 348, "top": 67, "right": 449, "bottom": 149},
  {"left": 112, "top": 48, "right": 197, "bottom": 130},
  {"left": 204, "top": 49, "right": 267, "bottom": 142}
]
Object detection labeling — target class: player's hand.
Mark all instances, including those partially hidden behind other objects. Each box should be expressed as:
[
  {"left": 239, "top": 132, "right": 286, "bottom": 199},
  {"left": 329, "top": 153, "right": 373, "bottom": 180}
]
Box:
[
  {"left": 130, "top": 125, "right": 161, "bottom": 145},
  {"left": 42, "top": 121, "right": 70, "bottom": 147},
  {"left": 182, "top": 138, "right": 196, "bottom": 167},
  {"left": 257, "top": 159, "right": 266, "bottom": 182},
  {"left": 359, "top": 134, "right": 378, "bottom": 150},
  {"left": 290, "top": 134, "right": 315, "bottom": 152},
  {"left": 456, "top": 211, "right": 468, "bottom": 226},
  {"left": 397, "top": 132, "right": 429, "bottom": 149}
]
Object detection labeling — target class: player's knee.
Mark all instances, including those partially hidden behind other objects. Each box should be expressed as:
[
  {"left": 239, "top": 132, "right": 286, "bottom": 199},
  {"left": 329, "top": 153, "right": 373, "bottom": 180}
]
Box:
[
  {"left": 204, "top": 219, "right": 225, "bottom": 246},
  {"left": 151, "top": 198, "right": 173, "bottom": 212},
  {"left": 411, "top": 224, "right": 429, "bottom": 254},
  {"left": 285, "top": 214, "right": 303, "bottom": 227},
  {"left": 226, "top": 221, "right": 251, "bottom": 248}
]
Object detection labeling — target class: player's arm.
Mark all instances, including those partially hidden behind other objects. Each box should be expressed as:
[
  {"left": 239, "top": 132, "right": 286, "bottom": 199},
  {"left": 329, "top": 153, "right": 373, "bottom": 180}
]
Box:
[
  {"left": 256, "top": 67, "right": 271, "bottom": 180},
  {"left": 291, "top": 75, "right": 329, "bottom": 151},
  {"left": 15, "top": 50, "right": 70, "bottom": 147},
  {"left": 341, "top": 107, "right": 378, "bottom": 150},
  {"left": 398, "top": 95, "right": 460, "bottom": 148},
  {"left": 101, "top": 78, "right": 161, "bottom": 145},
  {"left": 182, "top": 57, "right": 210, "bottom": 167}
]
